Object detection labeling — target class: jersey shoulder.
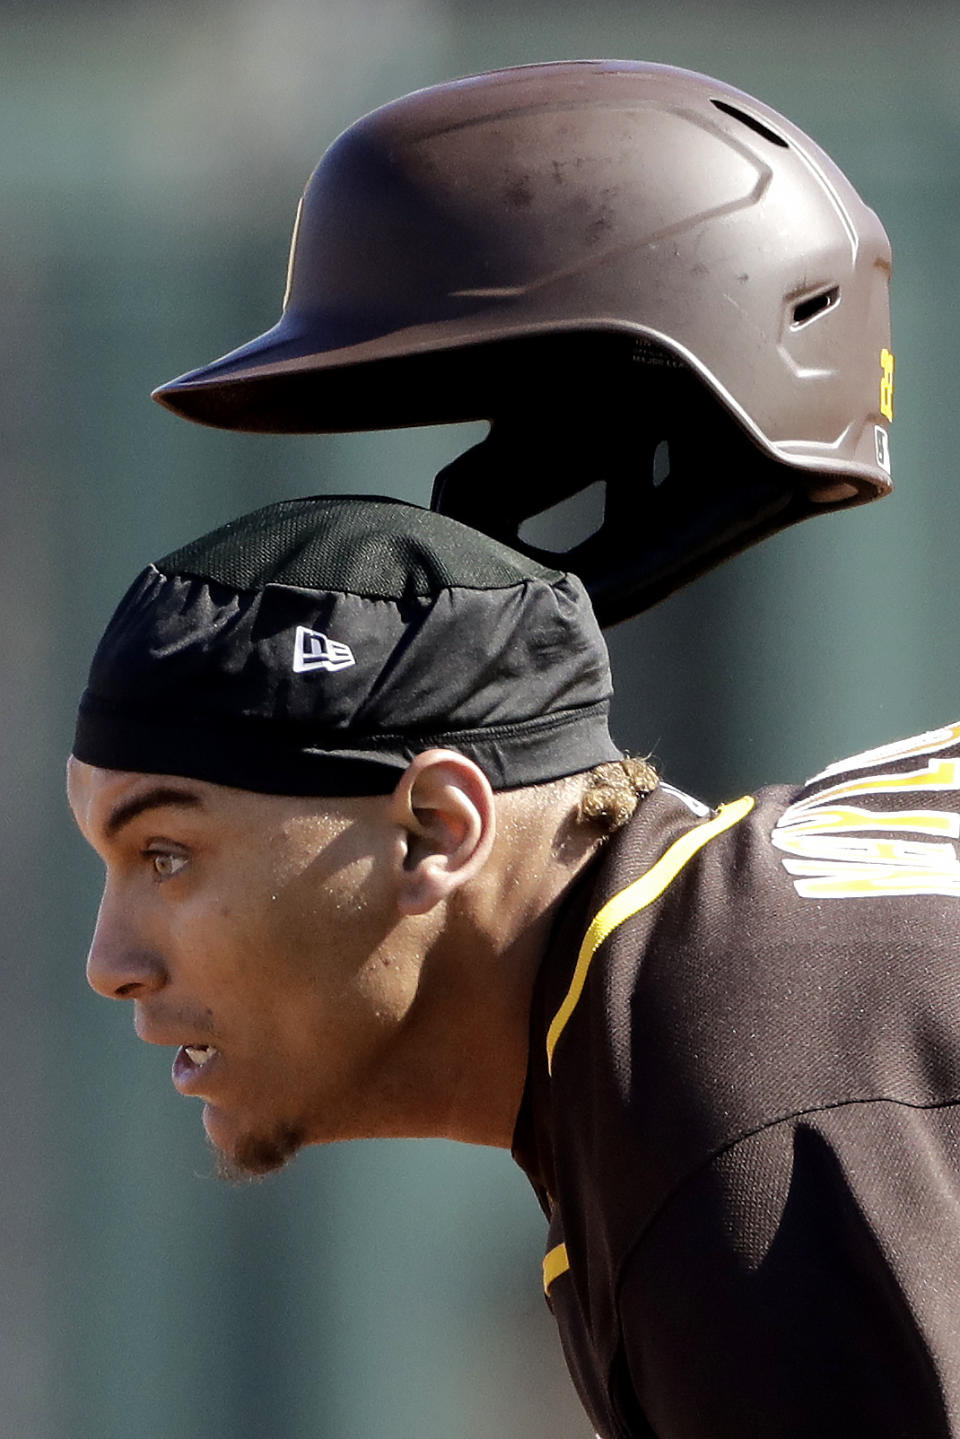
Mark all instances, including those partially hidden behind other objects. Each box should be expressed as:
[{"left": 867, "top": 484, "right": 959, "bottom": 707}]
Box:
[
  {"left": 760, "top": 718, "right": 960, "bottom": 902},
  {"left": 543, "top": 721, "right": 960, "bottom": 1254}
]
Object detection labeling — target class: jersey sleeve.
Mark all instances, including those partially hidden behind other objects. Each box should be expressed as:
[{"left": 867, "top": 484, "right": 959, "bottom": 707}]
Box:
[{"left": 615, "top": 1099, "right": 960, "bottom": 1438}]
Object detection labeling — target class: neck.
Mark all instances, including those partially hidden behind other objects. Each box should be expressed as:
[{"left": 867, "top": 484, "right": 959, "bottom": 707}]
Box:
[{"left": 400, "top": 796, "right": 602, "bottom": 1148}]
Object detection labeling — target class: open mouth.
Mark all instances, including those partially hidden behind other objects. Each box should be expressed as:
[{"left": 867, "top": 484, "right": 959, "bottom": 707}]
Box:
[
  {"left": 173, "top": 1043, "right": 221, "bottom": 1093},
  {"left": 183, "top": 1044, "right": 219, "bottom": 1067}
]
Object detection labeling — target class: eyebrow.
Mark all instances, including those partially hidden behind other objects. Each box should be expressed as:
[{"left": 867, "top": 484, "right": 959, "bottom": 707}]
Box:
[{"left": 104, "top": 786, "right": 204, "bottom": 840}]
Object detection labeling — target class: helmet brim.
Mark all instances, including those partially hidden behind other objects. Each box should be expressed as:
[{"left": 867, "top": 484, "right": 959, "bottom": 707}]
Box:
[
  {"left": 152, "top": 315, "right": 890, "bottom": 507},
  {"left": 152, "top": 312, "right": 661, "bottom": 432}
]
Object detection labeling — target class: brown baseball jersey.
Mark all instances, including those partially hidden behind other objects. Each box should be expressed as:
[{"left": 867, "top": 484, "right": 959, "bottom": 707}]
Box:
[{"left": 513, "top": 723, "right": 960, "bottom": 1438}]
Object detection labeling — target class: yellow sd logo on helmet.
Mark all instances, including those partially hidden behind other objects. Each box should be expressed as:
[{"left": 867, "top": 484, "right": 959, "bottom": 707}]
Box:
[{"left": 880, "top": 348, "right": 895, "bottom": 422}]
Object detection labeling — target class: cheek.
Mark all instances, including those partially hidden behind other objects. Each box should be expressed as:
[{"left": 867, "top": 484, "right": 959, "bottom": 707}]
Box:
[
  {"left": 170, "top": 844, "right": 410, "bottom": 1051},
  {"left": 163, "top": 885, "right": 282, "bottom": 1002},
  {"left": 271, "top": 894, "right": 420, "bottom": 1058},
  {"left": 269, "top": 852, "right": 395, "bottom": 974}
]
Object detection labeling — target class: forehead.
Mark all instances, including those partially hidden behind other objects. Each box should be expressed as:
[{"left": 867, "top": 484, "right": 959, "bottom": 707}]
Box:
[
  {"left": 66, "top": 758, "right": 370, "bottom": 843},
  {"left": 66, "top": 760, "right": 209, "bottom": 832}
]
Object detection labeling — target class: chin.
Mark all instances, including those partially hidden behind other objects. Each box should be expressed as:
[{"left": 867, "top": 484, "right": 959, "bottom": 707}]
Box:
[{"left": 203, "top": 1102, "right": 307, "bottom": 1183}]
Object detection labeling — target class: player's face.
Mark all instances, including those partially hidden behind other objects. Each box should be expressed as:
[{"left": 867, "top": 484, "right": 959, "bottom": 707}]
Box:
[{"left": 67, "top": 760, "right": 424, "bottom": 1178}]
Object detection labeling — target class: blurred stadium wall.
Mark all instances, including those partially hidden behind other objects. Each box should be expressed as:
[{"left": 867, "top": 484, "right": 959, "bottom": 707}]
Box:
[{"left": 3, "top": 1, "right": 959, "bottom": 1435}]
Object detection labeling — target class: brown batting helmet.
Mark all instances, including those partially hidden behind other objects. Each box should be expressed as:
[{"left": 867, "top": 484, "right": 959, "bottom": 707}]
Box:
[{"left": 154, "top": 61, "right": 894, "bottom": 623}]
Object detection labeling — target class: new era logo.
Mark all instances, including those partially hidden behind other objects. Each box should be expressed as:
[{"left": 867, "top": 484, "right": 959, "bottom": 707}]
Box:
[{"left": 292, "top": 625, "right": 356, "bottom": 674}]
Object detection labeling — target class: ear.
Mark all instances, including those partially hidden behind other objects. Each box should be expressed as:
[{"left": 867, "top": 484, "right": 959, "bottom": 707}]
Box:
[{"left": 387, "top": 749, "right": 496, "bottom": 917}]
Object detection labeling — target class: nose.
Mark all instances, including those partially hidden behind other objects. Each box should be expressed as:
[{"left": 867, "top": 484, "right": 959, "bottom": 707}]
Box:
[{"left": 85, "top": 890, "right": 168, "bottom": 1001}]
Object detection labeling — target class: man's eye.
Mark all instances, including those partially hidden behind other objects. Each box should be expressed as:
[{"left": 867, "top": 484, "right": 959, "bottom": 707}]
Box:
[{"left": 147, "top": 851, "right": 188, "bottom": 879}]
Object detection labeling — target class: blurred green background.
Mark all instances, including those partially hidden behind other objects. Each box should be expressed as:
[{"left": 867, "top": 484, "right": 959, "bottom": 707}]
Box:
[{"left": 4, "top": 2, "right": 959, "bottom": 1435}]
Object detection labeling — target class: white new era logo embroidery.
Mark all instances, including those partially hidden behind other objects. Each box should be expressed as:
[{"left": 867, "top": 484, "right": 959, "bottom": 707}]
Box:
[{"left": 292, "top": 625, "right": 356, "bottom": 674}]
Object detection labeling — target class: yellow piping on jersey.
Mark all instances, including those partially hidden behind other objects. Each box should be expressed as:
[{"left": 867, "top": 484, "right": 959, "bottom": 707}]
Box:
[
  {"left": 545, "top": 796, "right": 755, "bottom": 1075},
  {"left": 543, "top": 1242, "right": 570, "bottom": 1293}
]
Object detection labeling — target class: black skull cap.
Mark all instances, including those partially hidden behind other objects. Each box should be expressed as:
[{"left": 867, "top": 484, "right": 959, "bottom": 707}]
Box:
[{"left": 73, "top": 495, "right": 622, "bottom": 795}]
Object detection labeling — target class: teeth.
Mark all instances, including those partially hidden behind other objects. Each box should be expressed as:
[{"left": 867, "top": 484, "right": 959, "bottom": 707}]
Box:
[{"left": 184, "top": 1045, "right": 217, "bottom": 1065}]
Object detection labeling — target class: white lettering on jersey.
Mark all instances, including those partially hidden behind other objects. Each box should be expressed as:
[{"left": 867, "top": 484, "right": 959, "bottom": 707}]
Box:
[
  {"left": 772, "top": 724, "right": 960, "bottom": 899},
  {"left": 807, "top": 721, "right": 960, "bottom": 781}
]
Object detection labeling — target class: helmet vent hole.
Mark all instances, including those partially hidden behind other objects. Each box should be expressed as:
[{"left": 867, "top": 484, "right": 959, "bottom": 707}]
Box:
[
  {"left": 711, "top": 100, "right": 789, "bottom": 149},
  {"left": 791, "top": 286, "right": 840, "bottom": 327},
  {"left": 652, "top": 440, "right": 671, "bottom": 488},
  {"left": 518, "top": 481, "right": 606, "bottom": 553}
]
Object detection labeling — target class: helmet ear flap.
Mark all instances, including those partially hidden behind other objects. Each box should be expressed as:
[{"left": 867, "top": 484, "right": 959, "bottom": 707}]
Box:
[
  {"left": 433, "top": 425, "right": 597, "bottom": 549},
  {"left": 432, "top": 368, "right": 831, "bottom": 627}
]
